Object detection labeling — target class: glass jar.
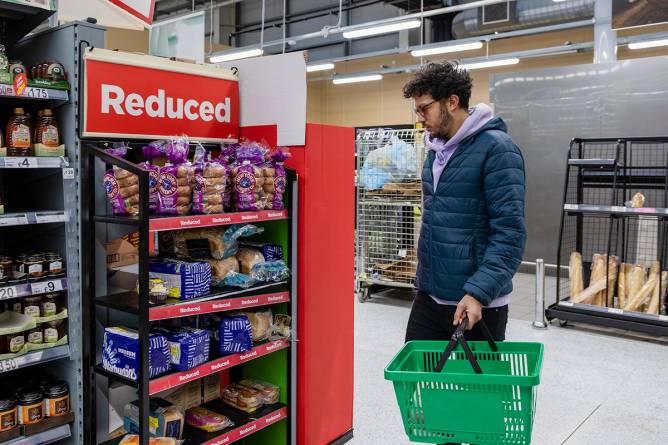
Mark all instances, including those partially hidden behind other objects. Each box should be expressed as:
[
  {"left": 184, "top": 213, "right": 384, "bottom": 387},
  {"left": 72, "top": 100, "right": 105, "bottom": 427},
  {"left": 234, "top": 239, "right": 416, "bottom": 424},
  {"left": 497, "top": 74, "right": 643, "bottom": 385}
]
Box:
[
  {"left": 15, "top": 254, "right": 27, "bottom": 274},
  {"left": 22, "top": 296, "right": 41, "bottom": 318},
  {"left": 0, "top": 256, "right": 10, "bottom": 285},
  {"left": 40, "top": 293, "right": 60, "bottom": 317},
  {"left": 43, "top": 381, "right": 69, "bottom": 417},
  {"left": 0, "top": 395, "right": 17, "bottom": 432},
  {"left": 16, "top": 389, "right": 43, "bottom": 425},
  {"left": 44, "top": 253, "right": 63, "bottom": 276},
  {"left": 0, "top": 45, "right": 8, "bottom": 73},
  {"left": 25, "top": 255, "right": 45, "bottom": 280},
  {"left": 26, "top": 327, "right": 43, "bottom": 344},
  {"left": 43, "top": 319, "right": 65, "bottom": 343},
  {"left": 0, "top": 332, "right": 24, "bottom": 354}
]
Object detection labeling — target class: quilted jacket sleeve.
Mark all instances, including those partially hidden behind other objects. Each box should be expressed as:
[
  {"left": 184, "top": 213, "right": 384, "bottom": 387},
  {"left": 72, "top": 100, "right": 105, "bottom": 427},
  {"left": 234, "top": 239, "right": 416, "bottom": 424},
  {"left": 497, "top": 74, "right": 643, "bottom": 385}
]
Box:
[{"left": 463, "top": 138, "right": 526, "bottom": 305}]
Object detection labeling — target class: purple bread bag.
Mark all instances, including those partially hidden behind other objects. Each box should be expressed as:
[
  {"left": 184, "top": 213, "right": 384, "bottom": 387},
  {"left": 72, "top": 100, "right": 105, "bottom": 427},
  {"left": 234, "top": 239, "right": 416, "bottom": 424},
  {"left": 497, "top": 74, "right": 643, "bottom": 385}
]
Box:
[
  {"left": 233, "top": 143, "right": 265, "bottom": 212},
  {"left": 266, "top": 149, "right": 289, "bottom": 210},
  {"left": 158, "top": 138, "right": 191, "bottom": 215},
  {"left": 103, "top": 145, "right": 139, "bottom": 216}
]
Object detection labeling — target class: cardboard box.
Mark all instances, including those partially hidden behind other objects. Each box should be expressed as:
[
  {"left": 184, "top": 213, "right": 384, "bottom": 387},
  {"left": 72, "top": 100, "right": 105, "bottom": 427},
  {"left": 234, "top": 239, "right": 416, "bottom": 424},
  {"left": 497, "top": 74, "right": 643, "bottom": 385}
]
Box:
[
  {"left": 203, "top": 374, "right": 221, "bottom": 403},
  {"left": 163, "top": 381, "right": 201, "bottom": 412},
  {"left": 106, "top": 234, "right": 139, "bottom": 269}
]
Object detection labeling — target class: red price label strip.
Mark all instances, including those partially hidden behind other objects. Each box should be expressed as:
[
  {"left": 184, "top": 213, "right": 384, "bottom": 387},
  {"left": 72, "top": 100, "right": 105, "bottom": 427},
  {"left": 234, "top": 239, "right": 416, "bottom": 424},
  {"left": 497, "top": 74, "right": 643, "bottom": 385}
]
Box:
[{"left": 149, "top": 292, "right": 290, "bottom": 320}]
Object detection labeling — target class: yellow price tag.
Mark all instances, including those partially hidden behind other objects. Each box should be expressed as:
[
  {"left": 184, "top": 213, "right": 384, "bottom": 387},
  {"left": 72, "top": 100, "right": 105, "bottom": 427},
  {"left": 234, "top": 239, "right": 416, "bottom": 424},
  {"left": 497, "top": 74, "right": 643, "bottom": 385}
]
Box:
[{"left": 149, "top": 416, "right": 159, "bottom": 432}]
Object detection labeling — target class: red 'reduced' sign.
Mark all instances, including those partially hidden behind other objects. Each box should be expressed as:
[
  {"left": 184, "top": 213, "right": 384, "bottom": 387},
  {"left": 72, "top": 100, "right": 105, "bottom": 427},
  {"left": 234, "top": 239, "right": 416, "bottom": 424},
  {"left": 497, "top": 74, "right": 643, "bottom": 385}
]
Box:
[{"left": 83, "top": 48, "right": 239, "bottom": 142}]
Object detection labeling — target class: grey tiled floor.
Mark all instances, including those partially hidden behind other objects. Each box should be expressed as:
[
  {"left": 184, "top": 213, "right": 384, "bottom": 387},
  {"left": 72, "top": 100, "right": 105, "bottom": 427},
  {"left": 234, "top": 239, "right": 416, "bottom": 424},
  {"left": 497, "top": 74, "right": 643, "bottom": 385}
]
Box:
[{"left": 350, "top": 273, "right": 668, "bottom": 444}]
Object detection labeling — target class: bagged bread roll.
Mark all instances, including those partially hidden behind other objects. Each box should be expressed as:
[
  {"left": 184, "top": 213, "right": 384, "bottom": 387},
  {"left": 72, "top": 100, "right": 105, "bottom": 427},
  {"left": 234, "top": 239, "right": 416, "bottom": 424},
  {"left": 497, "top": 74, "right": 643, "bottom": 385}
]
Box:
[
  {"left": 238, "top": 379, "right": 280, "bottom": 404},
  {"left": 158, "top": 138, "right": 192, "bottom": 215},
  {"left": 192, "top": 145, "right": 228, "bottom": 215},
  {"left": 232, "top": 143, "right": 267, "bottom": 211},
  {"left": 205, "top": 257, "right": 239, "bottom": 285},
  {"left": 236, "top": 248, "right": 265, "bottom": 274},
  {"left": 222, "top": 383, "right": 264, "bottom": 413},
  {"left": 264, "top": 148, "right": 289, "bottom": 210}
]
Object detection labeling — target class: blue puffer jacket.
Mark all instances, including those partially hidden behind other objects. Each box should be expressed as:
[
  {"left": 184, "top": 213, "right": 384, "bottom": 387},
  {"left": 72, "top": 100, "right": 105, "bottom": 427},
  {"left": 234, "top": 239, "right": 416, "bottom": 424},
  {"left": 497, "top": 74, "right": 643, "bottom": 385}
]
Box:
[{"left": 415, "top": 117, "right": 526, "bottom": 305}]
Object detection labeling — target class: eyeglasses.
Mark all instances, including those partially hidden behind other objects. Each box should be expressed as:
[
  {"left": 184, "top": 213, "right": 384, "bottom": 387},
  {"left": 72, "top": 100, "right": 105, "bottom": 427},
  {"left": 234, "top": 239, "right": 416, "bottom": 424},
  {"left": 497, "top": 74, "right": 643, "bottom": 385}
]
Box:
[{"left": 414, "top": 100, "right": 437, "bottom": 117}]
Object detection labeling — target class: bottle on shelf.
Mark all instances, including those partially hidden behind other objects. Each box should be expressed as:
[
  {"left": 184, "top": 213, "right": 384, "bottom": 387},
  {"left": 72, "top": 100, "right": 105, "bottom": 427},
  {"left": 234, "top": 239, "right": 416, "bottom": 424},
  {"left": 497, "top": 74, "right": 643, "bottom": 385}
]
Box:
[
  {"left": 35, "top": 109, "right": 59, "bottom": 148},
  {"left": 7, "top": 107, "right": 33, "bottom": 156},
  {"left": 0, "top": 44, "right": 8, "bottom": 73}
]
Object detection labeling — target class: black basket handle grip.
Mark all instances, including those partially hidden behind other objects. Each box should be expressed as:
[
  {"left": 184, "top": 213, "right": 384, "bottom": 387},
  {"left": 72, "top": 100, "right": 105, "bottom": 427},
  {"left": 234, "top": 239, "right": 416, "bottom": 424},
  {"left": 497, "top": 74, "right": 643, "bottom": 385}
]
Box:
[{"left": 434, "top": 315, "right": 498, "bottom": 374}]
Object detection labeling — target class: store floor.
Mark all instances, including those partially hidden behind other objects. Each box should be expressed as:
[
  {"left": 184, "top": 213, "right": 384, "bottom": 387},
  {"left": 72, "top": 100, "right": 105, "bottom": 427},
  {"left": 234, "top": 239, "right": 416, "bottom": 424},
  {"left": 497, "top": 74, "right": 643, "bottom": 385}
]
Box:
[{"left": 351, "top": 273, "right": 668, "bottom": 445}]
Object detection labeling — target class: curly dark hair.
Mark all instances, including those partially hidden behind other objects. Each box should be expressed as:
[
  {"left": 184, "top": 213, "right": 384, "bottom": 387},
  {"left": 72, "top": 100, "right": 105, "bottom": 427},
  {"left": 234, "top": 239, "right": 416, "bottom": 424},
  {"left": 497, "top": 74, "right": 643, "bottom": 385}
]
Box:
[{"left": 403, "top": 61, "right": 472, "bottom": 109}]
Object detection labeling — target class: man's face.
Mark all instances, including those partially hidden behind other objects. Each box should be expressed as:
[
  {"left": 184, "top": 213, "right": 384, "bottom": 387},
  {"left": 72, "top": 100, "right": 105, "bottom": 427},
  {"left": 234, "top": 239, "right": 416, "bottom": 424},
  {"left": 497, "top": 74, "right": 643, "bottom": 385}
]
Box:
[{"left": 414, "top": 94, "right": 452, "bottom": 140}]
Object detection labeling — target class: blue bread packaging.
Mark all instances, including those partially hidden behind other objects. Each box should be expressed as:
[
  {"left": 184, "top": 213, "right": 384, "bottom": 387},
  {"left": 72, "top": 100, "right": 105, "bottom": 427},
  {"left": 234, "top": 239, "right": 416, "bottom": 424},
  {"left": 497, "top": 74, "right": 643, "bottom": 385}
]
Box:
[
  {"left": 123, "top": 397, "right": 184, "bottom": 438},
  {"left": 219, "top": 315, "right": 253, "bottom": 355},
  {"left": 102, "top": 327, "right": 171, "bottom": 381},
  {"left": 149, "top": 259, "right": 211, "bottom": 300},
  {"left": 163, "top": 327, "right": 210, "bottom": 372}
]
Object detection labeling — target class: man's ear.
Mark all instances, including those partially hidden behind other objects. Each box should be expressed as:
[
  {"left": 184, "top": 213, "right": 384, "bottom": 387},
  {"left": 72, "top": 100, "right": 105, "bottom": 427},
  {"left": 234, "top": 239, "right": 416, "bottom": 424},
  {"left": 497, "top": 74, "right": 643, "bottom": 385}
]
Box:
[{"left": 447, "top": 94, "right": 460, "bottom": 112}]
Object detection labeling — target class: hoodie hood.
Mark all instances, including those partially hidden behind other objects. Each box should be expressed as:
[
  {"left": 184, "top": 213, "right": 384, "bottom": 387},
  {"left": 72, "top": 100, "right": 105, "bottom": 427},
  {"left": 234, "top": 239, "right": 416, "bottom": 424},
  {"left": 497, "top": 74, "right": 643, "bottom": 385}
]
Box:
[{"left": 426, "top": 103, "right": 497, "bottom": 187}]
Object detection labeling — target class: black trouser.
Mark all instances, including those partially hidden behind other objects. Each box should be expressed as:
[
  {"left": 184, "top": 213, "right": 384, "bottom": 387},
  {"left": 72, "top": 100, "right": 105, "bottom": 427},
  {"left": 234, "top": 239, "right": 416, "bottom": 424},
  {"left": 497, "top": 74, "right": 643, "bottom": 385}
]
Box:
[{"left": 405, "top": 290, "right": 509, "bottom": 445}]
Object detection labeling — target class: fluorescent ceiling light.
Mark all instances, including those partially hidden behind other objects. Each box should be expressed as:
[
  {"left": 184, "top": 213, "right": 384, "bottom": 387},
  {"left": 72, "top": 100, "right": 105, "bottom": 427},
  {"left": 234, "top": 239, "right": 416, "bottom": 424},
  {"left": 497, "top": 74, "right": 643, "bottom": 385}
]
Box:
[
  {"left": 333, "top": 74, "right": 383, "bottom": 85},
  {"left": 411, "top": 41, "right": 483, "bottom": 57},
  {"left": 306, "top": 62, "right": 335, "bottom": 73},
  {"left": 343, "top": 19, "right": 421, "bottom": 39},
  {"left": 210, "top": 48, "right": 264, "bottom": 63},
  {"left": 460, "top": 57, "right": 520, "bottom": 70},
  {"left": 628, "top": 38, "right": 668, "bottom": 50}
]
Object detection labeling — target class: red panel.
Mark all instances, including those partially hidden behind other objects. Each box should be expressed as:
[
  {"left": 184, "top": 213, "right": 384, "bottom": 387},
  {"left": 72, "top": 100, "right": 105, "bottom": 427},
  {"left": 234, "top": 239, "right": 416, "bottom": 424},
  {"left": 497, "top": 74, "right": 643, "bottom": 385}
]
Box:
[
  {"left": 287, "top": 125, "right": 355, "bottom": 445},
  {"left": 239, "top": 125, "right": 278, "bottom": 147},
  {"left": 239, "top": 124, "right": 355, "bottom": 445}
]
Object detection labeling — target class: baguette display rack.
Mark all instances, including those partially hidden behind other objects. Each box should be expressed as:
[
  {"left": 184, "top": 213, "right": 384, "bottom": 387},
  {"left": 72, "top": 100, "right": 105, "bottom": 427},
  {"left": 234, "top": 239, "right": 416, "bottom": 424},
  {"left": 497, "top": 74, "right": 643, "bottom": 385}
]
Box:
[
  {"left": 82, "top": 143, "right": 298, "bottom": 445},
  {"left": 547, "top": 136, "right": 668, "bottom": 336}
]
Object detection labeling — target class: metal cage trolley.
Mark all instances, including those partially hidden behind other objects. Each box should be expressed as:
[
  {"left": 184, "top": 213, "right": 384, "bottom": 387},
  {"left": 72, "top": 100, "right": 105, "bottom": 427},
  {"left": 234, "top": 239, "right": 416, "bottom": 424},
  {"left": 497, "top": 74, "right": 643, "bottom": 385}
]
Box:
[{"left": 355, "top": 128, "right": 424, "bottom": 302}]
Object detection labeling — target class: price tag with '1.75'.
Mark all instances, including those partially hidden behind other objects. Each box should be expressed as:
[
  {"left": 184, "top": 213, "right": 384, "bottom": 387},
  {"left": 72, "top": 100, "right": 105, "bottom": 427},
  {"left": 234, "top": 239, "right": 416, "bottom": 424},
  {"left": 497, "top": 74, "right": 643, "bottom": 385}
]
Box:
[
  {"left": 0, "top": 359, "right": 18, "bottom": 373},
  {"left": 31, "top": 280, "right": 63, "bottom": 295}
]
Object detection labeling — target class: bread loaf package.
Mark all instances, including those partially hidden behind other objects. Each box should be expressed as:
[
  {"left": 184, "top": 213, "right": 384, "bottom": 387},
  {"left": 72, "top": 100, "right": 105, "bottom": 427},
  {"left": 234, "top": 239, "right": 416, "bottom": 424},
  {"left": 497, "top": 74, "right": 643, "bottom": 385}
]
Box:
[
  {"left": 103, "top": 145, "right": 140, "bottom": 216},
  {"left": 148, "top": 259, "right": 211, "bottom": 300},
  {"left": 185, "top": 407, "right": 234, "bottom": 432},
  {"left": 192, "top": 144, "right": 228, "bottom": 214},
  {"left": 205, "top": 256, "right": 239, "bottom": 286},
  {"left": 218, "top": 315, "right": 253, "bottom": 355},
  {"left": 232, "top": 142, "right": 267, "bottom": 211},
  {"left": 236, "top": 248, "right": 265, "bottom": 275},
  {"left": 238, "top": 379, "right": 280, "bottom": 405},
  {"left": 216, "top": 144, "right": 236, "bottom": 211},
  {"left": 123, "top": 397, "right": 184, "bottom": 439},
  {"left": 263, "top": 148, "right": 289, "bottom": 210},
  {"left": 102, "top": 327, "right": 171, "bottom": 381},
  {"left": 165, "top": 224, "right": 264, "bottom": 260},
  {"left": 232, "top": 309, "right": 272, "bottom": 342},
  {"left": 222, "top": 383, "right": 264, "bottom": 413},
  {"left": 160, "top": 327, "right": 210, "bottom": 372},
  {"left": 141, "top": 140, "right": 170, "bottom": 213},
  {"left": 158, "top": 138, "right": 193, "bottom": 215}
]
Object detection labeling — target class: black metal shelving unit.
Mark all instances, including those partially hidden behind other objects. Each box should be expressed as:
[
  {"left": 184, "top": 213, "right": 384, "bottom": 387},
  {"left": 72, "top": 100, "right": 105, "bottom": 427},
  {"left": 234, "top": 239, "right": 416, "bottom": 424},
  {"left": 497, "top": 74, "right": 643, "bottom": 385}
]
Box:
[
  {"left": 82, "top": 143, "right": 298, "bottom": 445},
  {"left": 547, "top": 136, "right": 668, "bottom": 336}
]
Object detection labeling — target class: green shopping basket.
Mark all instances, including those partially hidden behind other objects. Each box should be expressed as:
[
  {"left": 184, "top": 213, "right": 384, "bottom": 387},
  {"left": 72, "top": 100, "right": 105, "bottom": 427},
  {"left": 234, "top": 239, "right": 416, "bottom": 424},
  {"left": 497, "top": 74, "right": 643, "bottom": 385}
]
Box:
[{"left": 385, "top": 317, "right": 544, "bottom": 444}]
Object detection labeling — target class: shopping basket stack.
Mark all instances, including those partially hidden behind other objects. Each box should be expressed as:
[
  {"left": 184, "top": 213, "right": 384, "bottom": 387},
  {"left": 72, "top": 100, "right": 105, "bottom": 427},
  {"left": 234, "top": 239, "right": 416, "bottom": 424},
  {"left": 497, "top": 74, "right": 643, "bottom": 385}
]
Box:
[{"left": 385, "top": 318, "right": 544, "bottom": 444}]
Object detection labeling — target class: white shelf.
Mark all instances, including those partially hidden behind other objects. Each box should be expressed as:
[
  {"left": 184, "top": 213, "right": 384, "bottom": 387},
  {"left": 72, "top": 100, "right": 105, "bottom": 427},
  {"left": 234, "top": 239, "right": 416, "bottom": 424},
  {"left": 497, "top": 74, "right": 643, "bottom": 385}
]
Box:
[
  {"left": 3, "top": 424, "right": 71, "bottom": 445},
  {"left": 0, "top": 157, "right": 68, "bottom": 168},
  {"left": 0, "top": 345, "right": 70, "bottom": 374},
  {"left": 0, "top": 211, "right": 68, "bottom": 227}
]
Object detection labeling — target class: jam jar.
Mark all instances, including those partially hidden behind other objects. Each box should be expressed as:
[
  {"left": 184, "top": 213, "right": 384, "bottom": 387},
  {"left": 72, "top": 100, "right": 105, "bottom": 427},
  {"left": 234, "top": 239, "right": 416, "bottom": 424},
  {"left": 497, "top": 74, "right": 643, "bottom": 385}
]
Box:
[
  {"left": 0, "top": 256, "right": 10, "bottom": 284},
  {"left": 25, "top": 255, "right": 45, "bottom": 280},
  {"left": 0, "top": 332, "right": 24, "bottom": 354},
  {"left": 43, "top": 381, "right": 69, "bottom": 417},
  {"left": 26, "top": 327, "right": 43, "bottom": 345},
  {"left": 40, "top": 293, "right": 60, "bottom": 317},
  {"left": 22, "top": 296, "right": 41, "bottom": 318},
  {"left": 44, "top": 253, "right": 63, "bottom": 276},
  {"left": 0, "top": 395, "right": 17, "bottom": 432},
  {"left": 43, "top": 319, "right": 65, "bottom": 343},
  {"left": 16, "top": 389, "right": 43, "bottom": 425},
  {"left": 14, "top": 254, "right": 27, "bottom": 274}
]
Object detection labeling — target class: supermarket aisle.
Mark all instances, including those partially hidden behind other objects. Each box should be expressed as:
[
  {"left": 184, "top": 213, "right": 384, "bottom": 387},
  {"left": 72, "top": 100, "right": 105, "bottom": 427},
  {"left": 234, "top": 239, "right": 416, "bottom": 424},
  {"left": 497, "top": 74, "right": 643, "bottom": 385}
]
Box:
[{"left": 351, "top": 276, "right": 668, "bottom": 445}]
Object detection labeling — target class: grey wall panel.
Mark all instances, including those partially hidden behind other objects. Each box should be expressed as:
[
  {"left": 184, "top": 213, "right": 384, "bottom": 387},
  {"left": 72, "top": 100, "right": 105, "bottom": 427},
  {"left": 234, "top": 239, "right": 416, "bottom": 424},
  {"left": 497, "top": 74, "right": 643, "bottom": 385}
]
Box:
[{"left": 491, "top": 56, "right": 668, "bottom": 264}]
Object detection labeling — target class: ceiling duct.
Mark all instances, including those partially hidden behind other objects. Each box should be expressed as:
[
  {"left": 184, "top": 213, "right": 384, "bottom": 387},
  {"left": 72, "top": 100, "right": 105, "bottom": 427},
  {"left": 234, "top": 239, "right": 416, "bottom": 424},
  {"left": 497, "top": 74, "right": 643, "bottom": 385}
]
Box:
[{"left": 452, "top": 0, "right": 594, "bottom": 38}]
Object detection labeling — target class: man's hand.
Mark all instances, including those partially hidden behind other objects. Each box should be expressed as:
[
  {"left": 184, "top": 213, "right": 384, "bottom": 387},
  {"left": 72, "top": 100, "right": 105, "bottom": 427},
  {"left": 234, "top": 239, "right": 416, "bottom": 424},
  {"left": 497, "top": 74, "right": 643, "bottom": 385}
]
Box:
[{"left": 454, "top": 294, "right": 483, "bottom": 330}]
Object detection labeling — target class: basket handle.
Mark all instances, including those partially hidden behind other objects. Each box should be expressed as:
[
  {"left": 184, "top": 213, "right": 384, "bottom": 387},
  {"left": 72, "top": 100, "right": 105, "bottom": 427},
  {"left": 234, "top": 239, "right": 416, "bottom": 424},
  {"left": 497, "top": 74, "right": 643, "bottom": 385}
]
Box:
[{"left": 434, "top": 316, "right": 498, "bottom": 374}]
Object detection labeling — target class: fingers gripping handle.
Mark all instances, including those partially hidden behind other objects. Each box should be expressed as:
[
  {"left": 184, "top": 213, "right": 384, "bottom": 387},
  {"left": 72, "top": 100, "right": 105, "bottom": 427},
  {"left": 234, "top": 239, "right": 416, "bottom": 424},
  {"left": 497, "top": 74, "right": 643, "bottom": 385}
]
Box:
[{"left": 434, "top": 316, "right": 498, "bottom": 373}]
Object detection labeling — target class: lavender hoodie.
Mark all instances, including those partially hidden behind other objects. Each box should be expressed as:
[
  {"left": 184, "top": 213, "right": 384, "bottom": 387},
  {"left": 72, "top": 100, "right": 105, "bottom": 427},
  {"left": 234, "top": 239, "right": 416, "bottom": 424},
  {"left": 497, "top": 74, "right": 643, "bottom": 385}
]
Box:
[{"left": 425, "top": 103, "right": 509, "bottom": 309}]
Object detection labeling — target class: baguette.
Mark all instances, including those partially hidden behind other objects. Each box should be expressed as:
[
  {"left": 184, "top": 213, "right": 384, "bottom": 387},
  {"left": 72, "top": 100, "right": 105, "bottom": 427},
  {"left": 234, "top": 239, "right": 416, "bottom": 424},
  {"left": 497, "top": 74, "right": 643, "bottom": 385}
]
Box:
[
  {"left": 648, "top": 270, "right": 668, "bottom": 314},
  {"left": 605, "top": 256, "right": 619, "bottom": 307},
  {"left": 569, "top": 252, "right": 584, "bottom": 300},
  {"left": 617, "top": 263, "right": 627, "bottom": 309},
  {"left": 590, "top": 254, "right": 607, "bottom": 306},
  {"left": 625, "top": 262, "right": 659, "bottom": 312}
]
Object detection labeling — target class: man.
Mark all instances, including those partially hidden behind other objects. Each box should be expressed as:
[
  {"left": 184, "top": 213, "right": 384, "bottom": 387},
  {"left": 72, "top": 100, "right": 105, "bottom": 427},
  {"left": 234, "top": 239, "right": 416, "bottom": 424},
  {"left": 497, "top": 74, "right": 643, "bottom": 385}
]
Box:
[{"left": 404, "top": 61, "right": 526, "bottom": 346}]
